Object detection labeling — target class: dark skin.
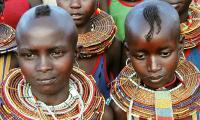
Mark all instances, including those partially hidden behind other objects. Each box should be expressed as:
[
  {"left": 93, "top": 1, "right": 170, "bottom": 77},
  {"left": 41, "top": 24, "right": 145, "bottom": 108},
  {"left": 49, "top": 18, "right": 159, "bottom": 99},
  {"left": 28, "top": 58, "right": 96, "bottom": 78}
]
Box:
[
  {"left": 10, "top": 52, "right": 19, "bottom": 69},
  {"left": 112, "top": 2, "right": 192, "bottom": 120},
  {"left": 121, "top": 0, "right": 192, "bottom": 68},
  {"left": 57, "top": 0, "right": 121, "bottom": 119},
  {"left": 16, "top": 8, "right": 77, "bottom": 105},
  {"left": 57, "top": 0, "right": 121, "bottom": 88},
  {"left": 162, "top": 0, "right": 192, "bottom": 23}
]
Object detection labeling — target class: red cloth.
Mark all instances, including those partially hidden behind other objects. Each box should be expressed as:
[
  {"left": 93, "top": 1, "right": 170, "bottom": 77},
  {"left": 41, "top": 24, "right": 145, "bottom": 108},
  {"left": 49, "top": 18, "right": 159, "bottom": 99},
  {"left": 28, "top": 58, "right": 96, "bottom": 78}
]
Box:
[{"left": 0, "top": 0, "right": 30, "bottom": 29}]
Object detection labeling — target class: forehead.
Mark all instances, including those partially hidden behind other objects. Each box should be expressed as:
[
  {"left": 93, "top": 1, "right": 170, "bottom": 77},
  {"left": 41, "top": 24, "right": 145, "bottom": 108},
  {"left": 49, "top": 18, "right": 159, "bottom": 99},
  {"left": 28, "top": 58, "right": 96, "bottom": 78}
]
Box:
[
  {"left": 17, "top": 17, "right": 73, "bottom": 48},
  {"left": 127, "top": 30, "right": 179, "bottom": 52}
]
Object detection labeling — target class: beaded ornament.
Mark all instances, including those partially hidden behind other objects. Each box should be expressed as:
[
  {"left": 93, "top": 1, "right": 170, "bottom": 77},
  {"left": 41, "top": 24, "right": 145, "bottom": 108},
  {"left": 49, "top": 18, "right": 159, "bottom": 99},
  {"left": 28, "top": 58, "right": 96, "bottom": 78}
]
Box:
[
  {"left": 111, "top": 60, "right": 200, "bottom": 119},
  {"left": 78, "top": 10, "right": 117, "bottom": 58},
  {"left": 181, "top": 5, "right": 200, "bottom": 49},
  {"left": 0, "top": 23, "right": 17, "bottom": 54},
  {"left": 0, "top": 66, "right": 105, "bottom": 119}
]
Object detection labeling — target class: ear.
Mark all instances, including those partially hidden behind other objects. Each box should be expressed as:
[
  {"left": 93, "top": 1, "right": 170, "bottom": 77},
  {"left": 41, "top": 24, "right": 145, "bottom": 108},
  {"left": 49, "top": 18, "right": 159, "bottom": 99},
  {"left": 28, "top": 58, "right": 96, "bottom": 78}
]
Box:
[
  {"left": 178, "top": 35, "right": 184, "bottom": 52},
  {"left": 74, "top": 47, "right": 80, "bottom": 59},
  {"left": 177, "top": 35, "right": 185, "bottom": 59},
  {"left": 124, "top": 41, "right": 131, "bottom": 58}
]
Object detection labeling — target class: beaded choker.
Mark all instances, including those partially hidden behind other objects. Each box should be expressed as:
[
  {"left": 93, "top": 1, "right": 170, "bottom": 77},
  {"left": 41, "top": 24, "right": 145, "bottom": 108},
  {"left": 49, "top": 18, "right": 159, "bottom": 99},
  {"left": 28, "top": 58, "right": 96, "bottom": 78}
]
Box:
[
  {"left": 0, "top": 66, "right": 105, "bottom": 119},
  {"left": 111, "top": 60, "right": 200, "bottom": 119},
  {"left": 0, "top": 23, "right": 17, "bottom": 54},
  {"left": 181, "top": 5, "right": 200, "bottom": 49},
  {"left": 77, "top": 10, "right": 117, "bottom": 58}
]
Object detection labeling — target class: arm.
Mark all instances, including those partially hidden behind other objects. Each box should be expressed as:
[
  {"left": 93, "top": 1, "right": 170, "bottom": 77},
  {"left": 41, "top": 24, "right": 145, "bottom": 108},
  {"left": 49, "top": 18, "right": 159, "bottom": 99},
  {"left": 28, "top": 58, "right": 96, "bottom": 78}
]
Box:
[{"left": 106, "top": 38, "right": 122, "bottom": 78}]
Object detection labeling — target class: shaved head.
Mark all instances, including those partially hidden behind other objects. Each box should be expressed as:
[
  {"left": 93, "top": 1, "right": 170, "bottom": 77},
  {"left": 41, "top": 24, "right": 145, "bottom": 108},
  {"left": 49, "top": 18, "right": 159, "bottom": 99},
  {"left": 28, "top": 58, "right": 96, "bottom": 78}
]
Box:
[
  {"left": 125, "top": 0, "right": 180, "bottom": 43},
  {"left": 16, "top": 5, "right": 78, "bottom": 49}
]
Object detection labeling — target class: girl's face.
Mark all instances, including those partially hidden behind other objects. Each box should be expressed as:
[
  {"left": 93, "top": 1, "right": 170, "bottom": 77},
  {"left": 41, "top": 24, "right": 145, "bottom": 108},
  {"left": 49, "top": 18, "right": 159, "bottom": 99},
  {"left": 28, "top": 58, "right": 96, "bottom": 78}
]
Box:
[
  {"left": 57, "top": 0, "right": 96, "bottom": 27},
  {"left": 17, "top": 18, "right": 75, "bottom": 96}
]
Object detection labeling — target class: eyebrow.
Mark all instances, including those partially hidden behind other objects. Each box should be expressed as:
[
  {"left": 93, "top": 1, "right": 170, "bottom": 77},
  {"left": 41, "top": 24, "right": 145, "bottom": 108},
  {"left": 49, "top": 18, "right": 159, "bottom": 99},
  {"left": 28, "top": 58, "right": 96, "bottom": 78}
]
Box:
[{"left": 18, "top": 45, "right": 69, "bottom": 51}]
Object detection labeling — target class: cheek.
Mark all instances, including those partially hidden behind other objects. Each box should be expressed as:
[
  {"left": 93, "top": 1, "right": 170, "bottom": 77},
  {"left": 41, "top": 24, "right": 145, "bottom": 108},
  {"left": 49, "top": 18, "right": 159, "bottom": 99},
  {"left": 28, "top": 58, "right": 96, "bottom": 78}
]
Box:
[
  {"left": 18, "top": 58, "right": 36, "bottom": 80},
  {"left": 131, "top": 58, "right": 147, "bottom": 75},
  {"left": 83, "top": 1, "right": 96, "bottom": 15},
  {"left": 54, "top": 55, "right": 74, "bottom": 76},
  {"left": 57, "top": 1, "right": 70, "bottom": 11},
  {"left": 162, "top": 52, "right": 179, "bottom": 72}
]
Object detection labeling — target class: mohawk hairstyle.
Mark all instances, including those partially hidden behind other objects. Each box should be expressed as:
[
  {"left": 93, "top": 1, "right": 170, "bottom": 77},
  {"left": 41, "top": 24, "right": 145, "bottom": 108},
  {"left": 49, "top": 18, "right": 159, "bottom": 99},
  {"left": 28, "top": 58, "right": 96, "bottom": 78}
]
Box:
[
  {"left": 0, "top": 0, "right": 4, "bottom": 13},
  {"left": 143, "top": 5, "right": 161, "bottom": 41},
  {"left": 35, "top": 5, "right": 51, "bottom": 18}
]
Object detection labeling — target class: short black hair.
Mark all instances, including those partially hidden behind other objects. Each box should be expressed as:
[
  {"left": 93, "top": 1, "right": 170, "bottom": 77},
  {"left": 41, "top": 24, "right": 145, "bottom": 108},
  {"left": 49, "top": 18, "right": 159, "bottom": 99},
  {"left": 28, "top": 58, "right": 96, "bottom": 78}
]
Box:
[
  {"left": 143, "top": 5, "right": 161, "bottom": 41},
  {"left": 35, "top": 5, "right": 51, "bottom": 18}
]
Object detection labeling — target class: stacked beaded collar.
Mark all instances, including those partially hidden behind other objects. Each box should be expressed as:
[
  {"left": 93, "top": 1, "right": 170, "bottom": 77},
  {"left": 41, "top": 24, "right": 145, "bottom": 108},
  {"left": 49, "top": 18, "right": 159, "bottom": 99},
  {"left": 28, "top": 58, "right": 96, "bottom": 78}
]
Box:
[
  {"left": 77, "top": 10, "right": 117, "bottom": 59},
  {"left": 181, "top": 5, "right": 200, "bottom": 49},
  {"left": 0, "top": 23, "right": 17, "bottom": 54},
  {"left": 1, "top": 66, "right": 105, "bottom": 119},
  {"left": 111, "top": 60, "right": 200, "bottom": 119}
]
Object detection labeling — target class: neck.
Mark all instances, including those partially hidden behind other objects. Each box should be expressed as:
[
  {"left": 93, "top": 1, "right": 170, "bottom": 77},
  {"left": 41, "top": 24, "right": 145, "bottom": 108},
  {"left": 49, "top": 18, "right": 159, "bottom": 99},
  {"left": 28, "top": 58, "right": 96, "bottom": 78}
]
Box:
[
  {"left": 143, "top": 75, "right": 178, "bottom": 91},
  {"left": 31, "top": 85, "right": 69, "bottom": 105},
  {"left": 77, "top": 21, "right": 91, "bottom": 34},
  {"left": 180, "top": 9, "right": 189, "bottom": 23}
]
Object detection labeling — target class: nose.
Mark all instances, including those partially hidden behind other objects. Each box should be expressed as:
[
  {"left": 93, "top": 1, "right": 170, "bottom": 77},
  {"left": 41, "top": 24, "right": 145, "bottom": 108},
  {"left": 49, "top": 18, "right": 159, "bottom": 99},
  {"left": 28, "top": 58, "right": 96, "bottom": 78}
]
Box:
[
  {"left": 70, "top": 0, "right": 81, "bottom": 9},
  {"left": 147, "top": 56, "right": 161, "bottom": 73},
  {"left": 36, "top": 55, "right": 53, "bottom": 72}
]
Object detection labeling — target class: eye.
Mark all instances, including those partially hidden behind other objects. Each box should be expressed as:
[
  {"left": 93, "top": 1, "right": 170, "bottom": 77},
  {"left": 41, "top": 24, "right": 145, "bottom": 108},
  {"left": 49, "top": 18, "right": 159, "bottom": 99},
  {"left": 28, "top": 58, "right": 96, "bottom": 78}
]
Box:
[
  {"left": 50, "top": 50, "right": 65, "bottom": 58},
  {"left": 160, "top": 51, "right": 171, "bottom": 57},
  {"left": 134, "top": 53, "right": 146, "bottom": 60},
  {"left": 21, "top": 53, "right": 36, "bottom": 60}
]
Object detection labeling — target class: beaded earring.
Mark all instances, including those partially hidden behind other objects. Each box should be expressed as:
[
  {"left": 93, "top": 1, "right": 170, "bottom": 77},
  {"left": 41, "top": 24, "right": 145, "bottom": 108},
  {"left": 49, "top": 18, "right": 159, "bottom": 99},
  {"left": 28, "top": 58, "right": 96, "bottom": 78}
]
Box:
[
  {"left": 126, "top": 58, "right": 131, "bottom": 66},
  {"left": 95, "top": 0, "right": 101, "bottom": 15}
]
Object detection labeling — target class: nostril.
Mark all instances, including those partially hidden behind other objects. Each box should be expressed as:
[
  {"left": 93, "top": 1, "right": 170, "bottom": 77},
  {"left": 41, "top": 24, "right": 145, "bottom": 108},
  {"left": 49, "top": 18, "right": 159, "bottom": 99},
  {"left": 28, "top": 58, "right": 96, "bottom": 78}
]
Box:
[{"left": 70, "top": 1, "right": 81, "bottom": 9}]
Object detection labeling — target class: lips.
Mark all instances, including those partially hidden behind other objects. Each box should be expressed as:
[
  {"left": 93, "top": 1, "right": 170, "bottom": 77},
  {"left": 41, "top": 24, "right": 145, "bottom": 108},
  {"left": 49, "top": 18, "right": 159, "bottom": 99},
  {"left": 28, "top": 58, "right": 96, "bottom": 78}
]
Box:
[
  {"left": 71, "top": 13, "right": 83, "bottom": 20},
  {"left": 147, "top": 76, "right": 164, "bottom": 83},
  {"left": 36, "top": 77, "right": 56, "bottom": 85}
]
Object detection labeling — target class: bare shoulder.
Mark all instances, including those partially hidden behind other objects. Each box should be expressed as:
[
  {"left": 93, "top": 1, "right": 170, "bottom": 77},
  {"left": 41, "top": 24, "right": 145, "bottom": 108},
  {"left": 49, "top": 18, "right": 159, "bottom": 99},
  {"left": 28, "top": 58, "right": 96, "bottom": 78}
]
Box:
[
  {"left": 110, "top": 100, "right": 127, "bottom": 120},
  {"left": 102, "top": 105, "right": 114, "bottom": 120}
]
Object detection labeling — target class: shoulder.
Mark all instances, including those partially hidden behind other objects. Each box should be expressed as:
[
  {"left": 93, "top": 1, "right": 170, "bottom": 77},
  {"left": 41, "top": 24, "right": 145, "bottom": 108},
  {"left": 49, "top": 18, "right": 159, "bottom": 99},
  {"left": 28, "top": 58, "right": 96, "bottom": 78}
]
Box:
[
  {"left": 110, "top": 100, "right": 127, "bottom": 120},
  {"left": 102, "top": 105, "right": 114, "bottom": 120}
]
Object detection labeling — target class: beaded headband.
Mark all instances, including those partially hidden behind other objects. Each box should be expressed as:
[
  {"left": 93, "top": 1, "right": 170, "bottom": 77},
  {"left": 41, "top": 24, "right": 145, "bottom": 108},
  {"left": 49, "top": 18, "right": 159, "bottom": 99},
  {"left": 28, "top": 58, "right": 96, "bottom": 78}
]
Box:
[
  {"left": 78, "top": 10, "right": 117, "bottom": 58},
  {"left": 0, "top": 23, "right": 17, "bottom": 54}
]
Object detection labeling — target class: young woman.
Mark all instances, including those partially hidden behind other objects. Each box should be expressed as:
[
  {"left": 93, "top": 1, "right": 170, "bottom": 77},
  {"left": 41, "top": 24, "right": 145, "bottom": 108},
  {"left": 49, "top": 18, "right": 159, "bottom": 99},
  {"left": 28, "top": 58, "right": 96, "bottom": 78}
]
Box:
[
  {"left": 57, "top": 0, "right": 121, "bottom": 103},
  {"left": 0, "top": 5, "right": 111, "bottom": 119},
  {"left": 111, "top": 1, "right": 199, "bottom": 119}
]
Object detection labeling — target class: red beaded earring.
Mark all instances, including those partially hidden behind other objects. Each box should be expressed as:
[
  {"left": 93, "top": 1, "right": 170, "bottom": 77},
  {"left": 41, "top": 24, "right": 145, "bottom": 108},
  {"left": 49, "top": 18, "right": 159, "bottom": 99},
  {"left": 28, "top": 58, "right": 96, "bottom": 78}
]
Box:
[{"left": 95, "top": 0, "right": 101, "bottom": 15}]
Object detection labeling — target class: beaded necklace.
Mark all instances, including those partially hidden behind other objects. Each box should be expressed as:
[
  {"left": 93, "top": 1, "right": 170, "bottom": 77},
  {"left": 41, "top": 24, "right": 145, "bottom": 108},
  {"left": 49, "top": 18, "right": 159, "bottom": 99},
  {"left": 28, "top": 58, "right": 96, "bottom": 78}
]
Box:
[
  {"left": 78, "top": 10, "right": 117, "bottom": 58},
  {"left": 0, "top": 66, "right": 105, "bottom": 119},
  {"left": 111, "top": 60, "right": 200, "bottom": 119},
  {"left": 0, "top": 23, "right": 17, "bottom": 54},
  {"left": 181, "top": 5, "right": 200, "bottom": 49}
]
